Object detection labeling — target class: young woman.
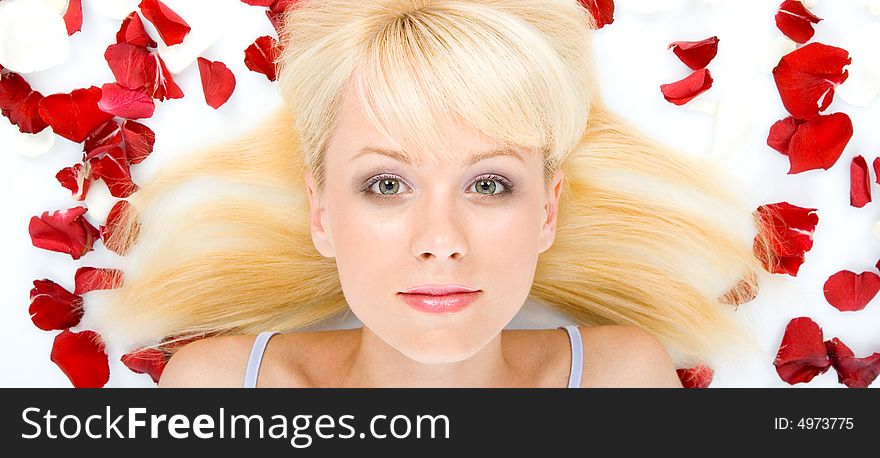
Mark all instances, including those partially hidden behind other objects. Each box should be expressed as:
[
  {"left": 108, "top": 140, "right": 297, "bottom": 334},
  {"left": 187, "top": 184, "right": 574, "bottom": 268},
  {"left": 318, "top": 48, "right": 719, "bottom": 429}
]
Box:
[{"left": 92, "top": 0, "right": 771, "bottom": 388}]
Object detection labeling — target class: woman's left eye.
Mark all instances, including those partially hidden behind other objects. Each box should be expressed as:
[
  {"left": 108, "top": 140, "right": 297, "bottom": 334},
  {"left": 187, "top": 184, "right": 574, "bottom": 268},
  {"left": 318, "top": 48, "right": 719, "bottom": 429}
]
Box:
[{"left": 468, "top": 176, "right": 509, "bottom": 196}]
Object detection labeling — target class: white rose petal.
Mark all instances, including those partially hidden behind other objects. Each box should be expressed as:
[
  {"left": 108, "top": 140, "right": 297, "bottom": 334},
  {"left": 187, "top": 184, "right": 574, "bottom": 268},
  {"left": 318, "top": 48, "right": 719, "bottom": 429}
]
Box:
[
  {"left": 711, "top": 90, "right": 756, "bottom": 162},
  {"left": 801, "top": 0, "right": 819, "bottom": 8},
  {"left": 872, "top": 220, "right": 880, "bottom": 240},
  {"left": 837, "top": 22, "right": 880, "bottom": 107},
  {"left": 33, "top": 0, "right": 70, "bottom": 15},
  {"left": 0, "top": 0, "right": 70, "bottom": 73},
  {"left": 756, "top": 36, "right": 797, "bottom": 74},
  {"left": 157, "top": 20, "right": 221, "bottom": 74},
  {"left": 0, "top": 115, "right": 56, "bottom": 158},
  {"left": 682, "top": 97, "right": 718, "bottom": 115},
  {"left": 83, "top": 181, "right": 118, "bottom": 223},
  {"left": 89, "top": 0, "right": 139, "bottom": 20}
]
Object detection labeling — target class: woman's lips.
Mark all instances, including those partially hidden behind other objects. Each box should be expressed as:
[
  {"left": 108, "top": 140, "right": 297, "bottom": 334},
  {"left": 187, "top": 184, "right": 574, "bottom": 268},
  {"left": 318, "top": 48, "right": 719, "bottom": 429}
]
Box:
[{"left": 397, "top": 291, "right": 481, "bottom": 314}]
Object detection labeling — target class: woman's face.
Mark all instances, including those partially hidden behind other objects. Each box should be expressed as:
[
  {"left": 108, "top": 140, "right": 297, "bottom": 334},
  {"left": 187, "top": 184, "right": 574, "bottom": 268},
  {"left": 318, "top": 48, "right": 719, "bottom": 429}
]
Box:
[{"left": 305, "top": 89, "right": 564, "bottom": 364}]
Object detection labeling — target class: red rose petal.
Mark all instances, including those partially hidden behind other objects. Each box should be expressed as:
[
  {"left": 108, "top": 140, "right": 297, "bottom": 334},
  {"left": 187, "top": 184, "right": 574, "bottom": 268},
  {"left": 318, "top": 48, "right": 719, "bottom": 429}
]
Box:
[
  {"left": 874, "top": 157, "right": 880, "bottom": 186},
  {"left": 676, "top": 364, "right": 714, "bottom": 388},
  {"left": 37, "top": 86, "right": 115, "bottom": 143},
  {"left": 667, "top": 36, "right": 719, "bottom": 70},
  {"left": 265, "top": 0, "right": 300, "bottom": 33},
  {"left": 148, "top": 53, "right": 184, "bottom": 100},
  {"left": 98, "top": 82, "right": 156, "bottom": 119},
  {"left": 56, "top": 162, "right": 92, "bottom": 201},
  {"left": 84, "top": 119, "right": 155, "bottom": 165},
  {"left": 660, "top": 68, "right": 713, "bottom": 106},
  {"left": 100, "top": 200, "right": 139, "bottom": 256},
  {"left": 29, "top": 206, "right": 101, "bottom": 260},
  {"left": 773, "top": 317, "right": 831, "bottom": 385},
  {"left": 104, "top": 43, "right": 183, "bottom": 101},
  {"left": 753, "top": 201, "right": 818, "bottom": 276},
  {"left": 138, "top": 0, "right": 191, "bottom": 46},
  {"left": 63, "top": 0, "right": 84, "bottom": 36},
  {"left": 775, "top": 0, "right": 822, "bottom": 44},
  {"left": 50, "top": 329, "right": 110, "bottom": 388},
  {"left": 823, "top": 270, "right": 880, "bottom": 312},
  {"left": 824, "top": 338, "right": 880, "bottom": 388},
  {"left": 767, "top": 113, "right": 853, "bottom": 174},
  {"left": 578, "top": 0, "right": 615, "bottom": 29},
  {"left": 89, "top": 146, "right": 139, "bottom": 198},
  {"left": 244, "top": 35, "right": 280, "bottom": 82},
  {"left": 241, "top": 0, "right": 276, "bottom": 6},
  {"left": 197, "top": 57, "right": 236, "bottom": 109},
  {"left": 74, "top": 267, "right": 125, "bottom": 295},
  {"left": 772, "top": 42, "right": 850, "bottom": 120},
  {"left": 29, "top": 279, "right": 83, "bottom": 331},
  {"left": 850, "top": 155, "right": 871, "bottom": 208},
  {"left": 121, "top": 347, "right": 167, "bottom": 384},
  {"left": 117, "top": 11, "right": 157, "bottom": 48},
  {"left": 0, "top": 72, "right": 49, "bottom": 134}
]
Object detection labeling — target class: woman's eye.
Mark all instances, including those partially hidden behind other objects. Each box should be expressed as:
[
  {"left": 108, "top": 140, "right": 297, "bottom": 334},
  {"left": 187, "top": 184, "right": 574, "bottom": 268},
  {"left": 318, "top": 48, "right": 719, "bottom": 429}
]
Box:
[
  {"left": 469, "top": 177, "right": 506, "bottom": 196},
  {"left": 368, "top": 177, "right": 410, "bottom": 196}
]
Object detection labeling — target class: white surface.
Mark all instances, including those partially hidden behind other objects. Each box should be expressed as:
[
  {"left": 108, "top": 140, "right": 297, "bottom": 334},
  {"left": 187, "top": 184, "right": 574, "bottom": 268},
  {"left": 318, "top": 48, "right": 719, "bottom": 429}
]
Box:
[{"left": 3, "top": 0, "right": 880, "bottom": 388}]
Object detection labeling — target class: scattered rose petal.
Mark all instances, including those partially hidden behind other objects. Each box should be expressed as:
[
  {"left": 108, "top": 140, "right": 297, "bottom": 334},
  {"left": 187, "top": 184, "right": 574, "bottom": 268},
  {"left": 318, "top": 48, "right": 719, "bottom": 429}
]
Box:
[
  {"left": 718, "top": 271, "right": 759, "bottom": 307},
  {"left": 104, "top": 42, "right": 184, "bottom": 101},
  {"left": 89, "top": 146, "right": 139, "bottom": 198},
  {"left": 0, "top": 0, "right": 70, "bottom": 73},
  {"left": 265, "top": 0, "right": 299, "bottom": 33},
  {"left": 823, "top": 270, "right": 880, "bottom": 312},
  {"left": 100, "top": 200, "right": 139, "bottom": 256},
  {"left": 676, "top": 364, "right": 714, "bottom": 388},
  {"left": 825, "top": 337, "right": 880, "bottom": 388},
  {"left": 772, "top": 42, "right": 851, "bottom": 120},
  {"left": 753, "top": 202, "right": 818, "bottom": 276},
  {"left": 98, "top": 82, "right": 155, "bottom": 119},
  {"left": 244, "top": 35, "right": 280, "bottom": 82},
  {"left": 851, "top": 155, "right": 871, "bottom": 208},
  {"left": 874, "top": 157, "right": 880, "bottom": 186},
  {"left": 29, "top": 206, "right": 101, "bottom": 260},
  {"left": 756, "top": 36, "right": 797, "bottom": 74},
  {"left": 197, "top": 57, "right": 236, "bottom": 109},
  {"left": 0, "top": 114, "right": 55, "bottom": 157},
  {"left": 775, "top": 0, "right": 822, "bottom": 44},
  {"left": 56, "top": 162, "right": 92, "bottom": 201},
  {"left": 90, "top": 0, "right": 140, "bottom": 20},
  {"left": 766, "top": 112, "right": 853, "bottom": 174},
  {"left": 138, "top": 0, "right": 191, "bottom": 46},
  {"left": 63, "top": 0, "right": 84, "bottom": 36},
  {"left": 660, "top": 68, "right": 713, "bottom": 106},
  {"left": 157, "top": 22, "right": 221, "bottom": 74},
  {"left": 83, "top": 118, "right": 155, "bottom": 165},
  {"left": 121, "top": 347, "right": 167, "bottom": 384},
  {"left": 50, "top": 329, "right": 110, "bottom": 388},
  {"left": 857, "top": 0, "right": 880, "bottom": 15},
  {"left": 116, "top": 11, "right": 157, "bottom": 47},
  {"left": 0, "top": 72, "right": 49, "bottom": 134},
  {"left": 37, "top": 86, "right": 115, "bottom": 143},
  {"left": 74, "top": 267, "right": 125, "bottom": 294},
  {"left": 710, "top": 89, "right": 756, "bottom": 161},
  {"left": 667, "top": 36, "right": 719, "bottom": 70},
  {"left": 837, "top": 23, "right": 880, "bottom": 107},
  {"left": 29, "top": 279, "right": 84, "bottom": 331},
  {"left": 578, "top": 0, "right": 615, "bottom": 28},
  {"left": 241, "top": 0, "right": 276, "bottom": 6},
  {"left": 773, "top": 317, "right": 831, "bottom": 385}
]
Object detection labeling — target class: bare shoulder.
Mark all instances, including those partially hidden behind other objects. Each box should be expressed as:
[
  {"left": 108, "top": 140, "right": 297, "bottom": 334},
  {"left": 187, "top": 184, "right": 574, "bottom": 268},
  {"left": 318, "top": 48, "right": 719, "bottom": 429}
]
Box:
[
  {"left": 158, "top": 334, "right": 256, "bottom": 388},
  {"left": 578, "top": 325, "right": 683, "bottom": 388}
]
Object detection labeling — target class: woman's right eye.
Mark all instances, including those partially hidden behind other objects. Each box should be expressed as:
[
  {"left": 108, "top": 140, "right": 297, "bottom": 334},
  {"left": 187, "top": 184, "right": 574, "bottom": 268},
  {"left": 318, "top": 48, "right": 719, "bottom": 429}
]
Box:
[{"left": 365, "top": 175, "right": 411, "bottom": 198}]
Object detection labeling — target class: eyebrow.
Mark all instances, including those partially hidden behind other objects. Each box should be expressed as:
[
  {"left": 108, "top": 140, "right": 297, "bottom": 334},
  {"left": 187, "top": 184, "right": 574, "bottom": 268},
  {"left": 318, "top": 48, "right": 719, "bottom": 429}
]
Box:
[{"left": 350, "top": 146, "right": 525, "bottom": 167}]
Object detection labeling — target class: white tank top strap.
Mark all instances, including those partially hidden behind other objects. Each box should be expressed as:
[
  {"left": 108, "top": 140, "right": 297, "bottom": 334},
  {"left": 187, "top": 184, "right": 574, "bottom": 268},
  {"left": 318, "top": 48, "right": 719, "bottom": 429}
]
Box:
[
  {"left": 559, "top": 325, "right": 584, "bottom": 388},
  {"left": 243, "top": 331, "right": 280, "bottom": 388}
]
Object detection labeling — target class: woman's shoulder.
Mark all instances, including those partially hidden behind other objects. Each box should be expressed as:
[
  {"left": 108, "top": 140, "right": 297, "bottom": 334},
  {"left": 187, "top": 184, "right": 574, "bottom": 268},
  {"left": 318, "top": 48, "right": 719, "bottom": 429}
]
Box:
[
  {"left": 576, "top": 324, "right": 683, "bottom": 388},
  {"left": 158, "top": 333, "right": 259, "bottom": 387}
]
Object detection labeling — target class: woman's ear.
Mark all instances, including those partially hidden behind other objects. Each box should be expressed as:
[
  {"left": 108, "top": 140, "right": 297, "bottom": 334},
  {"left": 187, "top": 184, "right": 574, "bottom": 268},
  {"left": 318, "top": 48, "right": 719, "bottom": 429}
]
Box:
[
  {"left": 538, "top": 168, "right": 564, "bottom": 254},
  {"left": 304, "top": 171, "right": 335, "bottom": 258}
]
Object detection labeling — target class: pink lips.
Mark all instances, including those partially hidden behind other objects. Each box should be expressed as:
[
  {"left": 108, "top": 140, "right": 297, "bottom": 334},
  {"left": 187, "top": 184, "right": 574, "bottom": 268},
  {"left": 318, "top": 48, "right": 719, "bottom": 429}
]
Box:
[{"left": 398, "top": 284, "right": 481, "bottom": 314}]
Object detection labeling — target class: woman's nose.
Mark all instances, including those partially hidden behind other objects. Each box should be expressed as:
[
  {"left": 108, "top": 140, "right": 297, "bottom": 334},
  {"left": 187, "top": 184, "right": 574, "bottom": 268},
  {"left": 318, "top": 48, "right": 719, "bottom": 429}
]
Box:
[{"left": 409, "top": 191, "right": 468, "bottom": 262}]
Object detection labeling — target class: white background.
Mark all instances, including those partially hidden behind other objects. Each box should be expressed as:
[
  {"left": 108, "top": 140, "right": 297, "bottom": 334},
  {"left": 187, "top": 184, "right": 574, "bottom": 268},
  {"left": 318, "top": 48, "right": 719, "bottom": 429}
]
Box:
[{"left": 2, "top": 0, "right": 879, "bottom": 387}]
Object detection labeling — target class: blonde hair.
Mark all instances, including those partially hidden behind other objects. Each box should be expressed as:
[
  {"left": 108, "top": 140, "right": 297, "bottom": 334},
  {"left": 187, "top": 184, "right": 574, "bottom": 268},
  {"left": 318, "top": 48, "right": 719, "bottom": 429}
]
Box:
[{"left": 85, "top": 0, "right": 775, "bottom": 370}]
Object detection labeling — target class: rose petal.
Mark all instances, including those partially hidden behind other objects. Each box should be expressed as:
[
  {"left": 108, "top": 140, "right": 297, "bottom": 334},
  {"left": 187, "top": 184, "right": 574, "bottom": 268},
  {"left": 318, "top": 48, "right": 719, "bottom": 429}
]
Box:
[
  {"left": 91, "top": 0, "right": 140, "bottom": 20},
  {"left": 676, "top": 364, "right": 714, "bottom": 388},
  {"left": 660, "top": 68, "right": 713, "bottom": 106},
  {"left": 667, "top": 36, "right": 719, "bottom": 70},
  {"left": 753, "top": 201, "right": 818, "bottom": 276},
  {"left": 29, "top": 279, "right": 83, "bottom": 331},
  {"left": 823, "top": 270, "right": 880, "bottom": 312},
  {"left": 50, "top": 329, "right": 110, "bottom": 388},
  {"left": 37, "top": 86, "right": 115, "bottom": 143},
  {"left": 74, "top": 267, "right": 125, "bottom": 295},
  {"left": 265, "top": 0, "right": 299, "bottom": 33},
  {"left": 851, "top": 155, "right": 871, "bottom": 208},
  {"left": 98, "top": 82, "right": 155, "bottom": 119},
  {"left": 29, "top": 206, "right": 101, "bottom": 260},
  {"left": 197, "top": 57, "right": 236, "bottom": 109},
  {"left": 56, "top": 162, "right": 92, "bottom": 201},
  {"left": 116, "top": 11, "right": 157, "bottom": 47},
  {"left": 767, "top": 112, "right": 853, "bottom": 174},
  {"left": 775, "top": 0, "right": 822, "bottom": 44},
  {"left": 0, "top": 114, "right": 55, "bottom": 157},
  {"left": 83, "top": 118, "right": 155, "bottom": 165},
  {"left": 137, "top": 0, "right": 191, "bottom": 46},
  {"left": 89, "top": 146, "right": 139, "bottom": 198},
  {"left": 241, "top": 0, "right": 276, "bottom": 6},
  {"left": 825, "top": 337, "right": 880, "bottom": 388},
  {"left": 121, "top": 347, "right": 167, "bottom": 384},
  {"left": 104, "top": 42, "right": 183, "bottom": 101},
  {"left": 773, "top": 317, "right": 831, "bottom": 385},
  {"left": 100, "top": 200, "right": 139, "bottom": 256},
  {"left": 772, "top": 42, "right": 851, "bottom": 120},
  {"left": 0, "top": 71, "right": 49, "bottom": 133},
  {"left": 578, "top": 0, "right": 615, "bottom": 29},
  {"left": 63, "top": 0, "right": 84, "bottom": 36},
  {"left": 0, "top": 0, "right": 70, "bottom": 73},
  {"left": 244, "top": 35, "right": 280, "bottom": 82}
]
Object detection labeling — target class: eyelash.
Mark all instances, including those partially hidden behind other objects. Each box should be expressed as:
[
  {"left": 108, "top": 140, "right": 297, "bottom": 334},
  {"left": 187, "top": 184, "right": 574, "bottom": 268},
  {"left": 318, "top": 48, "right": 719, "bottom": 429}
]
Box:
[{"left": 361, "top": 174, "right": 515, "bottom": 201}]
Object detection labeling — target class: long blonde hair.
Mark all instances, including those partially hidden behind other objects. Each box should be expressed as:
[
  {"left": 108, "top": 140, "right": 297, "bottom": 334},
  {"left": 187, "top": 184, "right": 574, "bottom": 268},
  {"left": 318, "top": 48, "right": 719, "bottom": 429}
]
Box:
[{"left": 84, "top": 0, "right": 775, "bottom": 369}]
